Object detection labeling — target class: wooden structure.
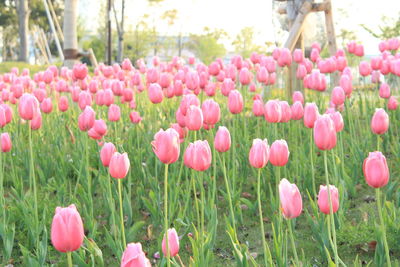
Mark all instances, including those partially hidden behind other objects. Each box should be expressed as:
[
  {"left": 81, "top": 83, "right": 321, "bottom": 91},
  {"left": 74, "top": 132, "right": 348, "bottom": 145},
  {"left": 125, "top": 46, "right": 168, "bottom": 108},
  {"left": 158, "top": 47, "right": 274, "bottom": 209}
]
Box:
[{"left": 275, "top": 0, "right": 337, "bottom": 95}]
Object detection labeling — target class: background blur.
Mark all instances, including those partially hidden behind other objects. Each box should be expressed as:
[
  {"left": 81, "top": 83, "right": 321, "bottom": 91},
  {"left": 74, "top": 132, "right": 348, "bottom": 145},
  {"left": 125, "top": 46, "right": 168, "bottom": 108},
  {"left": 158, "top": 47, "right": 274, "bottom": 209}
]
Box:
[{"left": 1, "top": 0, "right": 399, "bottom": 65}]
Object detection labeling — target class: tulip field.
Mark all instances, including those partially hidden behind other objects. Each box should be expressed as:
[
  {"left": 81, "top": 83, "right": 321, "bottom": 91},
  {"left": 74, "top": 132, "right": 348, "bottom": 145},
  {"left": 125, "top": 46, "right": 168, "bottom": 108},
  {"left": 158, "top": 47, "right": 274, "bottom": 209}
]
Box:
[{"left": 1, "top": 39, "right": 400, "bottom": 267}]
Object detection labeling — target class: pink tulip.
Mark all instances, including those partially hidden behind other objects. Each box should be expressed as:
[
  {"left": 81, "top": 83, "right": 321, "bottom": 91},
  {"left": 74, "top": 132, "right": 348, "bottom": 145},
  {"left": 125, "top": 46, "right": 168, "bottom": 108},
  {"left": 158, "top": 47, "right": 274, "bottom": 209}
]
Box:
[
  {"left": 264, "top": 100, "right": 282, "bottom": 123},
  {"left": 161, "top": 228, "right": 180, "bottom": 258},
  {"left": 292, "top": 91, "right": 304, "bottom": 105},
  {"left": 339, "top": 74, "right": 353, "bottom": 97},
  {"left": 256, "top": 67, "right": 268, "bottom": 83},
  {"left": 277, "top": 48, "right": 292, "bottom": 67},
  {"left": 90, "top": 119, "right": 107, "bottom": 137},
  {"left": 78, "top": 91, "right": 92, "bottom": 110},
  {"left": 103, "top": 89, "right": 115, "bottom": 106},
  {"left": 73, "top": 64, "right": 88, "bottom": 80},
  {"left": 269, "top": 140, "right": 289, "bottom": 166},
  {"left": 170, "top": 123, "right": 187, "bottom": 143},
  {"left": 279, "top": 101, "right": 292, "bottom": 123},
  {"left": 184, "top": 140, "right": 212, "bottom": 171},
  {"left": 303, "top": 103, "right": 319, "bottom": 128},
  {"left": 331, "top": 87, "right": 345, "bottom": 106},
  {"left": 185, "top": 71, "right": 199, "bottom": 91},
  {"left": 109, "top": 152, "right": 130, "bottom": 179},
  {"left": 51, "top": 204, "right": 84, "bottom": 252},
  {"left": 314, "top": 114, "right": 337, "bottom": 150},
  {"left": 293, "top": 49, "right": 304, "bottom": 63},
  {"left": 152, "top": 128, "right": 180, "bottom": 164},
  {"left": 318, "top": 185, "right": 339, "bottom": 214},
  {"left": 328, "top": 112, "right": 344, "bottom": 132},
  {"left": 221, "top": 78, "right": 235, "bottom": 96},
  {"left": 354, "top": 44, "right": 364, "bottom": 57},
  {"left": 379, "top": 83, "right": 391, "bottom": 99},
  {"left": 185, "top": 105, "right": 203, "bottom": 131},
  {"left": 310, "top": 48, "right": 320, "bottom": 62},
  {"left": 120, "top": 242, "right": 151, "bottom": 267},
  {"left": 214, "top": 126, "right": 231, "bottom": 153},
  {"left": 30, "top": 111, "right": 42, "bottom": 130},
  {"left": 18, "top": 93, "right": 39, "bottom": 121},
  {"left": 371, "top": 57, "right": 382, "bottom": 70},
  {"left": 202, "top": 99, "right": 220, "bottom": 126},
  {"left": 248, "top": 139, "right": 269, "bottom": 168},
  {"left": 58, "top": 96, "right": 69, "bottom": 112},
  {"left": 179, "top": 94, "right": 200, "bottom": 116},
  {"left": 228, "top": 90, "right": 243, "bottom": 114},
  {"left": 40, "top": 98, "right": 53, "bottom": 114},
  {"left": 291, "top": 101, "right": 304, "bottom": 120},
  {"left": 239, "top": 67, "right": 251, "bottom": 85},
  {"left": 1, "top": 104, "right": 12, "bottom": 124},
  {"left": 363, "top": 151, "right": 389, "bottom": 188},
  {"left": 108, "top": 104, "right": 121, "bottom": 122},
  {"left": 78, "top": 106, "right": 96, "bottom": 132},
  {"left": 252, "top": 99, "right": 264, "bottom": 117},
  {"left": 148, "top": 83, "right": 163, "bottom": 104},
  {"left": 1, "top": 133, "right": 11, "bottom": 152},
  {"left": 0, "top": 106, "right": 6, "bottom": 128},
  {"left": 279, "top": 179, "right": 302, "bottom": 219},
  {"left": 371, "top": 108, "right": 389, "bottom": 135},
  {"left": 100, "top": 142, "right": 116, "bottom": 167},
  {"left": 388, "top": 96, "right": 398, "bottom": 110},
  {"left": 129, "top": 111, "right": 142, "bottom": 124},
  {"left": 359, "top": 61, "right": 371, "bottom": 77}
]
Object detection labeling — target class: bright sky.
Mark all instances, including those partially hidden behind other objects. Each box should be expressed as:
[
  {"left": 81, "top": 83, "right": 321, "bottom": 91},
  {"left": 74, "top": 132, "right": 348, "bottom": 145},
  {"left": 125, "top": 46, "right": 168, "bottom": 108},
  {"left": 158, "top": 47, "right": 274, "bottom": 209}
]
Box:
[{"left": 78, "top": 0, "right": 399, "bottom": 55}]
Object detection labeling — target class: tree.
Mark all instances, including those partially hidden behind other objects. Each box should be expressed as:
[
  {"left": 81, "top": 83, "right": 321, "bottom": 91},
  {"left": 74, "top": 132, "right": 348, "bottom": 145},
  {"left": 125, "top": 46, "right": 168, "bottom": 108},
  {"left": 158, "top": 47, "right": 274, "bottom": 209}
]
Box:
[
  {"left": 187, "top": 27, "right": 227, "bottom": 65},
  {"left": 0, "top": 0, "right": 18, "bottom": 60},
  {"left": 63, "top": 0, "right": 78, "bottom": 68},
  {"left": 232, "top": 27, "right": 264, "bottom": 59},
  {"left": 113, "top": 0, "right": 125, "bottom": 63},
  {"left": 361, "top": 13, "right": 400, "bottom": 39},
  {"left": 123, "top": 16, "right": 156, "bottom": 63},
  {"left": 16, "top": 0, "right": 29, "bottom": 62}
]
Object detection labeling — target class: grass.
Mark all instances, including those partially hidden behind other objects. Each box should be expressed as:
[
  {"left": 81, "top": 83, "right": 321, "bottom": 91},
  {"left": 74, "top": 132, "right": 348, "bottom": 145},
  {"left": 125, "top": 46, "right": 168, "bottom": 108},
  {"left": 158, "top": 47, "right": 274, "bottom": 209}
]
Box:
[{"left": 0, "top": 66, "right": 399, "bottom": 266}]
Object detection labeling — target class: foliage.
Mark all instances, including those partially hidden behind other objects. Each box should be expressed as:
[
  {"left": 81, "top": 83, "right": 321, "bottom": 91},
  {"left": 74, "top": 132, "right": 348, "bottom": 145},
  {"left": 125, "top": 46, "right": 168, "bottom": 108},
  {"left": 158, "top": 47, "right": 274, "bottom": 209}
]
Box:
[
  {"left": 187, "top": 27, "right": 227, "bottom": 65},
  {"left": 123, "top": 16, "right": 157, "bottom": 63},
  {"left": 232, "top": 27, "right": 265, "bottom": 59},
  {"left": 361, "top": 13, "right": 400, "bottom": 39}
]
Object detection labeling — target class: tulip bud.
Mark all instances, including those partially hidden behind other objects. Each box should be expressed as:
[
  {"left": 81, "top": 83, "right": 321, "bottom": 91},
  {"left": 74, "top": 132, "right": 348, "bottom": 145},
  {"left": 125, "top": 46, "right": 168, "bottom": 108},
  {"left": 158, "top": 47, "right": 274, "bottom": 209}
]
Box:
[
  {"left": 51, "top": 204, "right": 84, "bottom": 252},
  {"left": 317, "top": 185, "right": 339, "bottom": 214},
  {"left": 279, "top": 179, "right": 302, "bottom": 219},
  {"left": 214, "top": 126, "right": 231, "bottom": 153},
  {"left": 363, "top": 151, "right": 389, "bottom": 188},
  {"left": 109, "top": 152, "right": 130, "bottom": 179}
]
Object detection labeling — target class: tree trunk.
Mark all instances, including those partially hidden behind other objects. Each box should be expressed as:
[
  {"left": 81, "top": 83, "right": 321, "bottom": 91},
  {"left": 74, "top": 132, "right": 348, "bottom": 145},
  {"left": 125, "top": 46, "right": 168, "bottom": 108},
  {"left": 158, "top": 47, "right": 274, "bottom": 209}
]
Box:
[
  {"left": 116, "top": 0, "right": 125, "bottom": 63},
  {"left": 16, "top": 0, "right": 30, "bottom": 62},
  {"left": 63, "top": 0, "right": 79, "bottom": 68}
]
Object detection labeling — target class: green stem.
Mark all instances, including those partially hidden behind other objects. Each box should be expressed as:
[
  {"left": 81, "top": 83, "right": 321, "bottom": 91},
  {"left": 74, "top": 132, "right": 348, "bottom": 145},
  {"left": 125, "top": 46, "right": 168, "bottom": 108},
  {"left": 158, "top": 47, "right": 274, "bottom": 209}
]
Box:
[
  {"left": 324, "top": 151, "right": 339, "bottom": 266},
  {"left": 164, "top": 164, "right": 171, "bottom": 267},
  {"left": 107, "top": 172, "right": 116, "bottom": 238},
  {"left": 287, "top": 219, "right": 299, "bottom": 266},
  {"left": 192, "top": 171, "right": 200, "bottom": 230},
  {"left": 221, "top": 154, "right": 237, "bottom": 241},
  {"left": 29, "top": 123, "right": 39, "bottom": 244},
  {"left": 377, "top": 134, "right": 380, "bottom": 151},
  {"left": 200, "top": 171, "right": 205, "bottom": 242},
  {"left": 310, "top": 130, "right": 316, "bottom": 197},
  {"left": 118, "top": 179, "right": 126, "bottom": 249},
  {"left": 67, "top": 252, "right": 72, "bottom": 267},
  {"left": 257, "top": 168, "right": 272, "bottom": 266},
  {"left": 275, "top": 166, "right": 281, "bottom": 207},
  {"left": 85, "top": 136, "right": 93, "bottom": 221},
  {"left": 376, "top": 188, "right": 391, "bottom": 266}
]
